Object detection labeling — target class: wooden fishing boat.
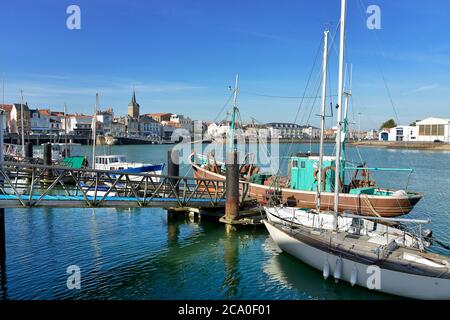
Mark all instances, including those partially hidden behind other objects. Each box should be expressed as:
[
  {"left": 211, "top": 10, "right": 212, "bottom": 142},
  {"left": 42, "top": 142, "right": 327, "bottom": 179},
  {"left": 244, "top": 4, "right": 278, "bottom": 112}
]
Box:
[{"left": 191, "top": 153, "right": 422, "bottom": 217}]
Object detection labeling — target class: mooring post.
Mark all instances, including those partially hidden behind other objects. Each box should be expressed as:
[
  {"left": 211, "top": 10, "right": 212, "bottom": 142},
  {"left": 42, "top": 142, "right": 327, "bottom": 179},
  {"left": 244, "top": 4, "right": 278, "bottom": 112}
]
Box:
[
  {"left": 25, "top": 142, "right": 33, "bottom": 161},
  {"left": 225, "top": 150, "right": 239, "bottom": 221},
  {"left": 168, "top": 149, "right": 179, "bottom": 194},
  {"left": 43, "top": 143, "right": 52, "bottom": 180},
  {"left": 43, "top": 143, "right": 52, "bottom": 166}
]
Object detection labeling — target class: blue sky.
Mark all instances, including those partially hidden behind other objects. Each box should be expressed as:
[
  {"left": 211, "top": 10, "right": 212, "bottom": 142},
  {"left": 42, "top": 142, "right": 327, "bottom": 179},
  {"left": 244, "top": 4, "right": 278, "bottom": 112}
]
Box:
[{"left": 1, "top": 0, "right": 450, "bottom": 130}]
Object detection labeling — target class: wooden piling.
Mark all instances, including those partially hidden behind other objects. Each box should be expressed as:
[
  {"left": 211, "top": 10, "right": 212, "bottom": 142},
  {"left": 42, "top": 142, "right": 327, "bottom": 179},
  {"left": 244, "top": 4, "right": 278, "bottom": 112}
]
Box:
[
  {"left": 168, "top": 149, "right": 180, "bottom": 194},
  {"left": 225, "top": 151, "right": 239, "bottom": 221}
]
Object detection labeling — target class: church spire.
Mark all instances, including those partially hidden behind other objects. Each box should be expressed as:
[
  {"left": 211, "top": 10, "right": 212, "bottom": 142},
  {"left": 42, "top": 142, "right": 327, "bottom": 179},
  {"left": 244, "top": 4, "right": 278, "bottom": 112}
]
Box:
[
  {"left": 128, "top": 86, "right": 140, "bottom": 118},
  {"left": 131, "top": 86, "right": 137, "bottom": 105}
]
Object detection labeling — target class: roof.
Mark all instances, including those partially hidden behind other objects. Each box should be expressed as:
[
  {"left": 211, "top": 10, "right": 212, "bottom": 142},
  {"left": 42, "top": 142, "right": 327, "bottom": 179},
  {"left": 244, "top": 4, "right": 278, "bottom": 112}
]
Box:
[
  {"left": 139, "top": 115, "right": 160, "bottom": 123},
  {"left": 0, "top": 104, "right": 13, "bottom": 112},
  {"left": 38, "top": 109, "right": 51, "bottom": 116},
  {"left": 416, "top": 117, "right": 450, "bottom": 125},
  {"left": 146, "top": 113, "right": 172, "bottom": 117}
]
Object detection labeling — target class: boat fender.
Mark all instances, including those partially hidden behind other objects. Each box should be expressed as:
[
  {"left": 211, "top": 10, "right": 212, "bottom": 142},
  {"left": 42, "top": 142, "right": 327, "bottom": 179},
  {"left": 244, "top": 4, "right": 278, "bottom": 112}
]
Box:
[
  {"left": 350, "top": 265, "right": 358, "bottom": 287},
  {"left": 334, "top": 257, "right": 342, "bottom": 283},
  {"left": 323, "top": 258, "right": 330, "bottom": 280}
]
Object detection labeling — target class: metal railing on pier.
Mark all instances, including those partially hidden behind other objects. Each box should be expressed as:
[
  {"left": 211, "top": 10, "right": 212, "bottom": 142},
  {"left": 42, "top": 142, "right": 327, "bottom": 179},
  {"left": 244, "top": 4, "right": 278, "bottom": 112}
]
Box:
[{"left": 0, "top": 161, "right": 229, "bottom": 209}]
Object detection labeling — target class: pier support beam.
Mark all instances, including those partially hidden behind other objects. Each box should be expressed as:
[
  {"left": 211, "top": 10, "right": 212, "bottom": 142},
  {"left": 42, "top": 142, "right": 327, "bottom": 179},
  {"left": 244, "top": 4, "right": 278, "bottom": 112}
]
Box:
[
  {"left": 168, "top": 149, "right": 180, "bottom": 194},
  {"left": 224, "top": 151, "right": 239, "bottom": 222}
]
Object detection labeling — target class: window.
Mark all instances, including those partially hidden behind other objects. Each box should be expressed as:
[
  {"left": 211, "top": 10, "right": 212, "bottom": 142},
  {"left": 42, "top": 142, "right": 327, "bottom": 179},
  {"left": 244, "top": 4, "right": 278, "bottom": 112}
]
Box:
[
  {"left": 292, "top": 160, "right": 298, "bottom": 168},
  {"left": 419, "top": 124, "right": 445, "bottom": 136},
  {"left": 301, "top": 161, "right": 306, "bottom": 169}
]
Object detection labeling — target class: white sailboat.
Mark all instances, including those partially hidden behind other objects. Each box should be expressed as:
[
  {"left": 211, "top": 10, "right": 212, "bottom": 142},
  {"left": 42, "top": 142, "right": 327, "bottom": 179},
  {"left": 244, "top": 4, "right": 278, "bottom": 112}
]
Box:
[{"left": 263, "top": 0, "right": 450, "bottom": 300}]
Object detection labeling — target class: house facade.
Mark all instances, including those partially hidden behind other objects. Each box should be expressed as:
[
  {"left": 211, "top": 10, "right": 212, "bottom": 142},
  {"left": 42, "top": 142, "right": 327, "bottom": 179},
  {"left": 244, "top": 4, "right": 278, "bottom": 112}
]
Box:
[
  {"left": 139, "top": 116, "right": 161, "bottom": 138},
  {"left": 379, "top": 126, "right": 418, "bottom": 142}
]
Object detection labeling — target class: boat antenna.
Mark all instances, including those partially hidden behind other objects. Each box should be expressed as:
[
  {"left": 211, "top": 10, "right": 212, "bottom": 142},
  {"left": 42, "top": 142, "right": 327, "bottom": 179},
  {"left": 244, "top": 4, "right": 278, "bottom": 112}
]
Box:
[
  {"left": 333, "top": 0, "right": 347, "bottom": 230},
  {"left": 229, "top": 74, "right": 239, "bottom": 152},
  {"left": 317, "top": 30, "right": 329, "bottom": 212}
]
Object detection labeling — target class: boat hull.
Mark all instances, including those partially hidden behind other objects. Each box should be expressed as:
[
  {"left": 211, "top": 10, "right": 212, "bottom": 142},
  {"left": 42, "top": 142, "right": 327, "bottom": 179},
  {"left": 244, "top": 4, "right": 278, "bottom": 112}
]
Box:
[
  {"left": 264, "top": 220, "right": 450, "bottom": 300},
  {"left": 192, "top": 164, "right": 422, "bottom": 217}
]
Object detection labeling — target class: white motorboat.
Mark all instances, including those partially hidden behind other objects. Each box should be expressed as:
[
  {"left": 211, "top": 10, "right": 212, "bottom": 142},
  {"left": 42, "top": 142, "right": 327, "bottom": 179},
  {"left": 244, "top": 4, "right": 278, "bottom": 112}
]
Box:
[{"left": 94, "top": 155, "right": 164, "bottom": 182}]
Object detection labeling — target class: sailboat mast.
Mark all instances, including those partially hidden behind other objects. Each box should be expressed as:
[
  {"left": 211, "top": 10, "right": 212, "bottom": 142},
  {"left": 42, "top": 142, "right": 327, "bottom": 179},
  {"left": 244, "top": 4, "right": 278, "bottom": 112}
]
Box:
[
  {"left": 229, "top": 74, "right": 239, "bottom": 151},
  {"left": 20, "top": 90, "right": 25, "bottom": 156},
  {"left": 92, "top": 93, "right": 98, "bottom": 169},
  {"left": 342, "top": 64, "right": 352, "bottom": 161},
  {"left": 333, "top": 0, "right": 347, "bottom": 229},
  {"left": 317, "top": 30, "right": 329, "bottom": 212}
]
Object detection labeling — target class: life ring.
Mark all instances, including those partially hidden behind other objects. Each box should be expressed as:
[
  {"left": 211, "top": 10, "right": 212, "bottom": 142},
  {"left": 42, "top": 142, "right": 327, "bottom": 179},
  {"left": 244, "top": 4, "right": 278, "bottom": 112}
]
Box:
[{"left": 313, "top": 168, "right": 320, "bottom": 181}]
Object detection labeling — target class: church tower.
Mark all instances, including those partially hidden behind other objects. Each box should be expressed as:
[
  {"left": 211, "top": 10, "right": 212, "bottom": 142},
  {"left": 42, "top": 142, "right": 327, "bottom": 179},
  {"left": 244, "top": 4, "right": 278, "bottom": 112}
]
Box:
[{"left": 128, "top": 89, "right": 140, "bottom": 118}]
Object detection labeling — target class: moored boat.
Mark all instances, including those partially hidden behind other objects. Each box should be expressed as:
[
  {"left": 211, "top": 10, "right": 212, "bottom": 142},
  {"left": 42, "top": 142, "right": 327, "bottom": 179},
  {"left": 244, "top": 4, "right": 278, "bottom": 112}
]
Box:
[
  {"left": 263, "top": 0, "right": 450, "bottom": 300},
  {"left": 191, "top": 154, "right": 422, "bottom": 217},
  {"left": 94, "top": 155, "right": 164, "bottom": 182}
]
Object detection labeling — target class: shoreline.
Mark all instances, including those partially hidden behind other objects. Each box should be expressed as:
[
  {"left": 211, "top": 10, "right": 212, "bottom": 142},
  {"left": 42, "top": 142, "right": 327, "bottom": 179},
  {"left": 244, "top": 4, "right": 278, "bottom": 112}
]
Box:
[{"left": 348, "top": 140, "right": 450, "bottom": 151}]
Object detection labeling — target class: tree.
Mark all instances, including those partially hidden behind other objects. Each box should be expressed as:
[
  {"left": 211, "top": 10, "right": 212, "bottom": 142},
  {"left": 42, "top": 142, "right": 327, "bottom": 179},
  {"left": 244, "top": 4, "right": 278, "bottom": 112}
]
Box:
[
  {"left": 379, "top": 119, "right": 397, "bottom": 130},
  {"left": 409, "top": 121, "right": 416, "bottom": 127}
]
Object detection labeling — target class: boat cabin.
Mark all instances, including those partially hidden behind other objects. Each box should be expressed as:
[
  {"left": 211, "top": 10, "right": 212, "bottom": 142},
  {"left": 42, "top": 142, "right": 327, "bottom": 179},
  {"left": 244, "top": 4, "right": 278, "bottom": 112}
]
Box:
[
  {"left": 95, "top": 155, "right": 127, "bottom": 171},
  {"left": 290, "top": 153, "right": 338, "bottom": 192}
]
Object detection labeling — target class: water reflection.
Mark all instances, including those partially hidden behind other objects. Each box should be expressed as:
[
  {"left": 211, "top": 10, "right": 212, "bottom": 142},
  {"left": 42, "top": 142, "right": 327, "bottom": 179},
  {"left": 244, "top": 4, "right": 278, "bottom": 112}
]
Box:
[
  {"left": 0, "top": 210, "right": 6, "bottom": 300},
  {"left": 262, "top": 238, "right": 396, "bottom": 300},
  {"left": 222, "top": 225, "right": 241, "bottom": 299}
]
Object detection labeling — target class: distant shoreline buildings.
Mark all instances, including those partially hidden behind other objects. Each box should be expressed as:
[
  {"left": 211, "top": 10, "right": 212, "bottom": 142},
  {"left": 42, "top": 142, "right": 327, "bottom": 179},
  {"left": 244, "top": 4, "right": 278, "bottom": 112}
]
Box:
[
  {"left": 1, "top": 93, "right": 448, "bottom": 144},
  {"left": 0, "top": 91, "right": 195, "bottom": 142}
]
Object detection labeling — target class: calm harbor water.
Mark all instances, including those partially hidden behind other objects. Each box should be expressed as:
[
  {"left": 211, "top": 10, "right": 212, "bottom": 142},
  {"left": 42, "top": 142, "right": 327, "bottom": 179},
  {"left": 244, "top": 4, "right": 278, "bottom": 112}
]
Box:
[{"left": 1, "top": 143, "right": 449, "bottom": 300}]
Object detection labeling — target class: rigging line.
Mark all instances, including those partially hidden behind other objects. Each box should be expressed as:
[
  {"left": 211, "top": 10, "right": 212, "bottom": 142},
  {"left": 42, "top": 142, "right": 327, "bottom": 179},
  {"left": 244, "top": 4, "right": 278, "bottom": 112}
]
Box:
[
  {"left": 213, "top": 90, "right": 236, "bottom": 124},
  {"left": 240, "top": 90, "right": 337, "bottom": 99},
  {"left": 355, "top": 0, "right": 420, "bottom": 200},
  {"left": 284, "top": 34, "right": 325, "bottom": 158},
  {"left": 356, "top": 0, "right": 400, "bottom": 126}
]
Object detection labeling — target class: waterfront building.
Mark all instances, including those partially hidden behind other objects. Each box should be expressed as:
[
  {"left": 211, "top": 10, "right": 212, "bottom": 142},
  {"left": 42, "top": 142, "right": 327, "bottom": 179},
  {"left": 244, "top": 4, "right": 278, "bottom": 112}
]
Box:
[
  {"left": 96, "top": 108, "right": 114, "bottom": 134},
  {"left": 302, "top": 125, "right": 320, "bottom": 139},
  {"left": 266, "top": 123, "right": 305, "bottom": 139},
  {"left": 161, "top": 124, "right": 177, "bottom": 140},
  {"left": 379, "top": 125, "right": 418, "bottom": 142},
  {"left": 29, "top": 109, "right": 61, "bottom": 134},
  {"left": 66, "top": 114, "right": 93, "bottom": 136},
  {"left": 365, "top": 129, "right": 378, "bottom": 140},
  {"left": 169, "top": 114, "right": 193, "bottom": 133},
  {"left": 416, "top": 117, "right": 450, "bottom": 142},
  {"left": 127, "top": 90, "right": 140, "bottom": 119},
  {"left": 111, "top": 119, "right": 126, "bottom": 136},
  {"left": 139, "top": 115, "right": 161, "bottom": 138},
  {"left": 124, "top": 116, "right": 139, "bottom": 136}
]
